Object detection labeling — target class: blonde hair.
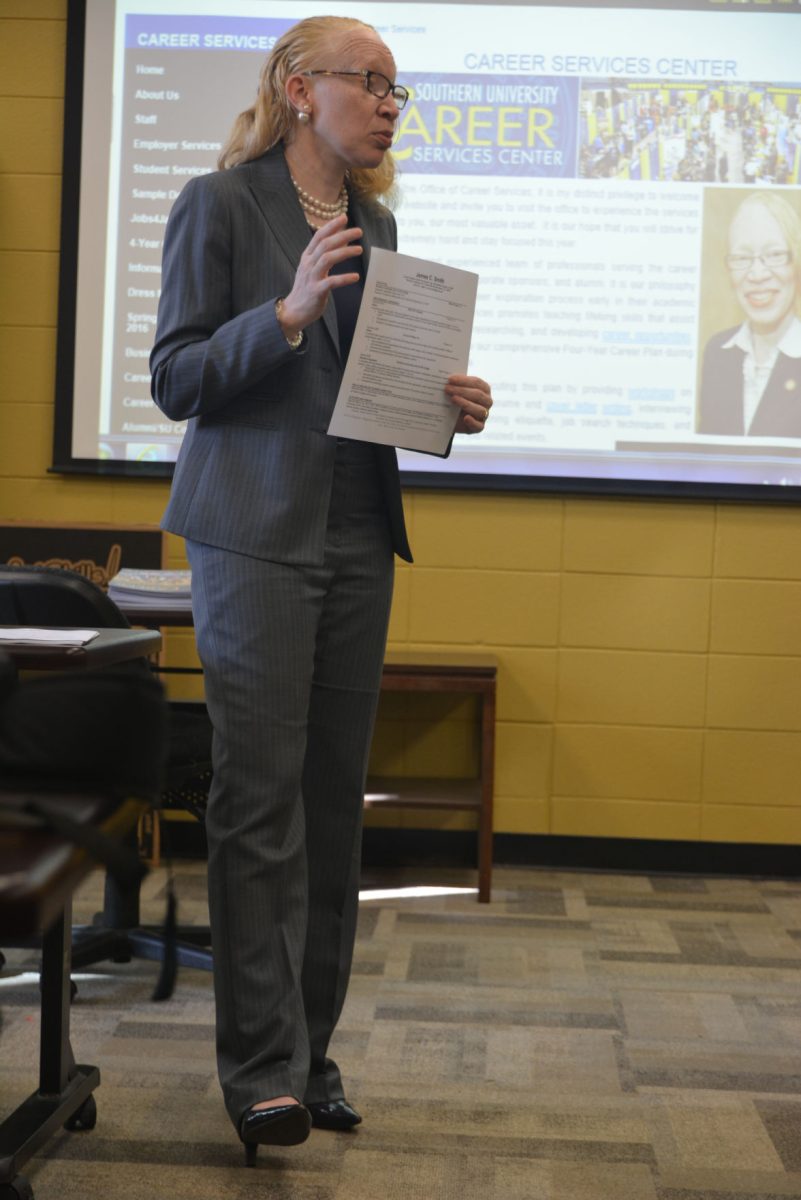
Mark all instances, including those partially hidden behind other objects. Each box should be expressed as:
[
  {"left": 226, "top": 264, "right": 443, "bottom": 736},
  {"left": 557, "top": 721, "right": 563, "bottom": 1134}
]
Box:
[
  {"left": 730, "top": 191, "right": 801, "bottom": 310},
  {"left": 218, "top": 15, "right": 396, "bottom": 206}
]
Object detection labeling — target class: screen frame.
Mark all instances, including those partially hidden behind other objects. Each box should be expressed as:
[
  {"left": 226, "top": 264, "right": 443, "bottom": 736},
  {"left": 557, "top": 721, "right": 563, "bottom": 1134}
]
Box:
[{"left": 51, "top": 0, "right": 801, "bottom": 504}]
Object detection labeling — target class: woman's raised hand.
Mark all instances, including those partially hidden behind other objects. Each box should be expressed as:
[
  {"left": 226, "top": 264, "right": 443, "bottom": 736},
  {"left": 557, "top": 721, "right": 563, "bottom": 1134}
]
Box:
[
  {"left": 446, "top": 375, "right": 494, "bottom": 434},
  {"left": 277, "top": 215, "right": 362, "bottom": 340}
]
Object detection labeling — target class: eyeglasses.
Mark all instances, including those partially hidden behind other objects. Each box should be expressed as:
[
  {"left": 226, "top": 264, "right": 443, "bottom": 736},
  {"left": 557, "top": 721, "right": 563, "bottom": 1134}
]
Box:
[
  {"left": 302, "top": 69, "right": 409, "bottom": 109},
  {"left": 726, "top": 250, "right": 792, "bottom": 273}
]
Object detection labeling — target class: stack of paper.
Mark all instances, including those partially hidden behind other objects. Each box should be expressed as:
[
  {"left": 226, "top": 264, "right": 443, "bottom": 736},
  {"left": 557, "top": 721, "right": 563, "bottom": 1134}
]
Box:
[
  {"left": 108, "top": 569, "right": 192, "bottom": 613},
  {"left": 0, "top": 627, "right": 99, "bottom": 647}
]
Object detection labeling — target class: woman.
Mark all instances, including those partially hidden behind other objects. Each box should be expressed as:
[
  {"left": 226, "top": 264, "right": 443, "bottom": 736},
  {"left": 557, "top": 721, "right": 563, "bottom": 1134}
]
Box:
[
  {"left": 150, "top": 16, "right": 493, "bottom": 1165},
  {"left": 698, "top": 191, "right": 801, "bottom": 437}
]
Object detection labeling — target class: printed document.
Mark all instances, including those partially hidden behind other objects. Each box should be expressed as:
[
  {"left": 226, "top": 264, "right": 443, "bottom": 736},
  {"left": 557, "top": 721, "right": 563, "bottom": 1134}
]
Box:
[
  {"left": 0, "top": 628, "right": 99, "bottom": 647},
  {"left": 328, "top": 248, "right": 479, "bottom": 455}
]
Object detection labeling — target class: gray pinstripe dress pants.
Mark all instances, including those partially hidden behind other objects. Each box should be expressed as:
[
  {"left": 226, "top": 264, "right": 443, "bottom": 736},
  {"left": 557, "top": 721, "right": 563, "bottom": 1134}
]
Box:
[{"left": 186, "top": 441, "right": 394, "bottom": 1125}]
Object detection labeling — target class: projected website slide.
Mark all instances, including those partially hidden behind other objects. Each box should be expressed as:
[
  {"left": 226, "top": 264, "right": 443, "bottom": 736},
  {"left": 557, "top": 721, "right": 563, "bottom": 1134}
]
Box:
[{"left": 69, "top": 0, "right": 801, "bottom": 490}]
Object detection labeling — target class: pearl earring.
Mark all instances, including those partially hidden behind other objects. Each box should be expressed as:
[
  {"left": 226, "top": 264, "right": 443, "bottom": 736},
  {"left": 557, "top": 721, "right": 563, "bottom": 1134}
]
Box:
[{"left": 298, "top": 107, "right": 311, "bottom": 124}]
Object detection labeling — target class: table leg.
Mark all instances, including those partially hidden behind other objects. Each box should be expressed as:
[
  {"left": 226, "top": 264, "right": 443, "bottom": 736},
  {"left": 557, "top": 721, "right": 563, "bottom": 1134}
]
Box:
[{"left": 0, "top": 899, "right": 100, "bottom": 1185}]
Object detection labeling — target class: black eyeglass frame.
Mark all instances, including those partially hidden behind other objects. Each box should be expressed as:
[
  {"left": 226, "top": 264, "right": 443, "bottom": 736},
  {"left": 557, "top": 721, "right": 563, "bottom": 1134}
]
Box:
[{"left": 302, "top": 69, "right": 409, "bottom": 109}]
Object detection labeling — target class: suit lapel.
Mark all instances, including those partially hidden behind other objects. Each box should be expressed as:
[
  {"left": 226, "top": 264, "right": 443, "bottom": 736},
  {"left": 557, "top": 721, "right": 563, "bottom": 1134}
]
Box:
[
  {"left": 247, "top": 147, "right": 309, "bottom": 273},
  {"left": 246, "top": 150, "right": 394, "bottom": 362},
  {"left": 750, "top": 353, "right": 801, "bottom": 437},
  {"left": 247, "top": 146, "right": 340, "bottom": 358}
]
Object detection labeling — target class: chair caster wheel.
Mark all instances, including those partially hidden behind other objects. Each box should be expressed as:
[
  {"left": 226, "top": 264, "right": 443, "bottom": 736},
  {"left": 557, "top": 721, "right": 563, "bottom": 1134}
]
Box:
[
  {"left": 65, "top": 1094, "right": 97, "bottom": 1131},
  {"left": 0, "top": 1173, "right": 34, "bottom": 1199}
]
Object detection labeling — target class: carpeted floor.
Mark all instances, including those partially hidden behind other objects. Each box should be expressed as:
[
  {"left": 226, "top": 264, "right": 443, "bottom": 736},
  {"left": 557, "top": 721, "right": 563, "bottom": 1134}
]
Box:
[{"left": 2, "top": 861, "right": 801, "bottom": 1199}]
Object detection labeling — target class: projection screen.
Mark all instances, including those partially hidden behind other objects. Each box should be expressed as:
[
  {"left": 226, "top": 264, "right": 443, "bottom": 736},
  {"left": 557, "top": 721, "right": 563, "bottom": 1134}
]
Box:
[{"left": 53, "top": 0, "right": 801, "bottom": 499}]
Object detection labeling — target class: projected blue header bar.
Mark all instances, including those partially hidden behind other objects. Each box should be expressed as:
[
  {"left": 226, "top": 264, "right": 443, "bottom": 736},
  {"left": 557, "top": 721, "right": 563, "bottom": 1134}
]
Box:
[{"left": 126, "top": 15, "right": 293, "bottom": 51}]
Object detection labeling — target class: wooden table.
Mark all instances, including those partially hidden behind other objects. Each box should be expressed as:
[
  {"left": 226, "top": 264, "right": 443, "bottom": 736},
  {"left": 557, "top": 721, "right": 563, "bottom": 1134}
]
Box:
[
  {"left": 0, "top": 792, "right": 147, "bottom": 1199},
  {"left": 0, "top": 626, "right": 160, "bottom": 1198}
]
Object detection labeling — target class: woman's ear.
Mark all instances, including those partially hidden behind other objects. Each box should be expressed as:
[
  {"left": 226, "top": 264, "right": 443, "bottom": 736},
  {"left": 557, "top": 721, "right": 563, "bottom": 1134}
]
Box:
[{"left": 285, "top": 73, "right": 312, "bottom": 117}]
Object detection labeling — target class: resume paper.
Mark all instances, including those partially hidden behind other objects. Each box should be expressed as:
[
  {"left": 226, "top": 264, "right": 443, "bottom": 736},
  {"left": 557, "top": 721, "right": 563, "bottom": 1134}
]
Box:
[{"left": 328, "top": 248, "right": 479, "bottom": 456}]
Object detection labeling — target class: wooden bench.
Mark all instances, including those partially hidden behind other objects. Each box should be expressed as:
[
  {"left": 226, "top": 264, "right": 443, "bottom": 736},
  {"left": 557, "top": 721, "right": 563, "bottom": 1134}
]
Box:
[
  {"left": 368, "top": 651, "right": 497, "bottom": 903},
  {"left": 116, "top": 601, "right": 500, "bottom": 903}
]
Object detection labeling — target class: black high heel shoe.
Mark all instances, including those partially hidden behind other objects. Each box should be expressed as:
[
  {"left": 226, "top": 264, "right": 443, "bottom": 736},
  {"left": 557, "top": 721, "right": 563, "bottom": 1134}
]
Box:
[
  {"left": 306, "top": 1099, "right": 362, "bottom": 1130},
  {"left": 239, "top": 1103, "right": 312, "bottom": 1167}
]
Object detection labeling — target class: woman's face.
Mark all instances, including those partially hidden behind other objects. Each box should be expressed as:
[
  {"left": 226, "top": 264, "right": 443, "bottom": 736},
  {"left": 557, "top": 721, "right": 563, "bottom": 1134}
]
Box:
[
  {"left": 303, "top": 30, "right": 400, "bottom": 171},
  {"left": 728, "top": 203, "right": 797, "bottom": 336}
]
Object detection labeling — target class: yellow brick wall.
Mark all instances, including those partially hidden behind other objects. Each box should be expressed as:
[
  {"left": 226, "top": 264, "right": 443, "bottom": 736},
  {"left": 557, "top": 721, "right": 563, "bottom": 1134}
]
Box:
[{"left": 3, "top": 4, "right": 800, "bottom": 846}]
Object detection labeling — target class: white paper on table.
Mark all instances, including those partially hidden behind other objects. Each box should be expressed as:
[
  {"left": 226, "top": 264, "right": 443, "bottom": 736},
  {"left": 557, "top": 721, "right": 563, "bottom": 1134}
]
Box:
[
  {"left": 327, "top": 248, "right": 479, "bottom": 456},
  {"left": 0, "top": 628, "right": 99, "bottom": 647}
]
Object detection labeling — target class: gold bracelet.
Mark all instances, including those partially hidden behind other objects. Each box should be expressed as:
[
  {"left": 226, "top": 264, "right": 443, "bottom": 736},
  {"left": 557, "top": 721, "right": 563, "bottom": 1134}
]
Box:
[{"left": 275, "top": 298, "right": 303, "bottom": 350}]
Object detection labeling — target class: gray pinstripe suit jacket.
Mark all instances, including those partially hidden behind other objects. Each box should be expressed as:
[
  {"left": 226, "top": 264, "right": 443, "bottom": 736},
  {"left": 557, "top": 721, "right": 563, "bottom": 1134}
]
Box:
[{"left": 150, "top": 144, "right": 412, "bottom": 566}]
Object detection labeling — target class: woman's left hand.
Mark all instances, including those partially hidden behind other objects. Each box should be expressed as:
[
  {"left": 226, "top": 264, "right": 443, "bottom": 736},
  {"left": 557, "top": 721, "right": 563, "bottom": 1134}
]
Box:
[{"left": 445, "top": 375, "right": 494, "bottom": 434}]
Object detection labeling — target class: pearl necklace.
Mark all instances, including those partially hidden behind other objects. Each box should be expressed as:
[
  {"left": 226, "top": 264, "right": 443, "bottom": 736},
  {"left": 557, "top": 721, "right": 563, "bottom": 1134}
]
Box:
[{"left": 291, "top": 174, "right": 348, "bottom": 224}]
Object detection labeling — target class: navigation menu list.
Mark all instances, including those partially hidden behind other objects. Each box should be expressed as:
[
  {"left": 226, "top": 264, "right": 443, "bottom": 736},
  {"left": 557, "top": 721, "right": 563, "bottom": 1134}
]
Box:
[{"left": 105, "top": 16, "right": 290, "bottom": 461}]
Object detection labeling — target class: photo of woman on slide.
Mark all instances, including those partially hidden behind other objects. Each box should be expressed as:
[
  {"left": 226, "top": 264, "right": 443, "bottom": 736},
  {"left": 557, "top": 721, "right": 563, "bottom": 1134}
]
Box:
[{"left": 697, "top": 190, "right": 801, "bottom": 438}]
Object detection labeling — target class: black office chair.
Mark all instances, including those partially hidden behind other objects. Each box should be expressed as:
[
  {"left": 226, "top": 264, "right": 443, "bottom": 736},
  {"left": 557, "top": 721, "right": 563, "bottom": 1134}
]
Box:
[{"left": 0, "top": 563, "right": 214, "bottom": 983}]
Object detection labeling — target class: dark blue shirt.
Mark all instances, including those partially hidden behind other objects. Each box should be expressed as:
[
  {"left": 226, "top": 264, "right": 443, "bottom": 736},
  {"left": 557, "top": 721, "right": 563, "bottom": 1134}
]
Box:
[{"left": 326, "top": 226, "right": 364, "bottom": 366}]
